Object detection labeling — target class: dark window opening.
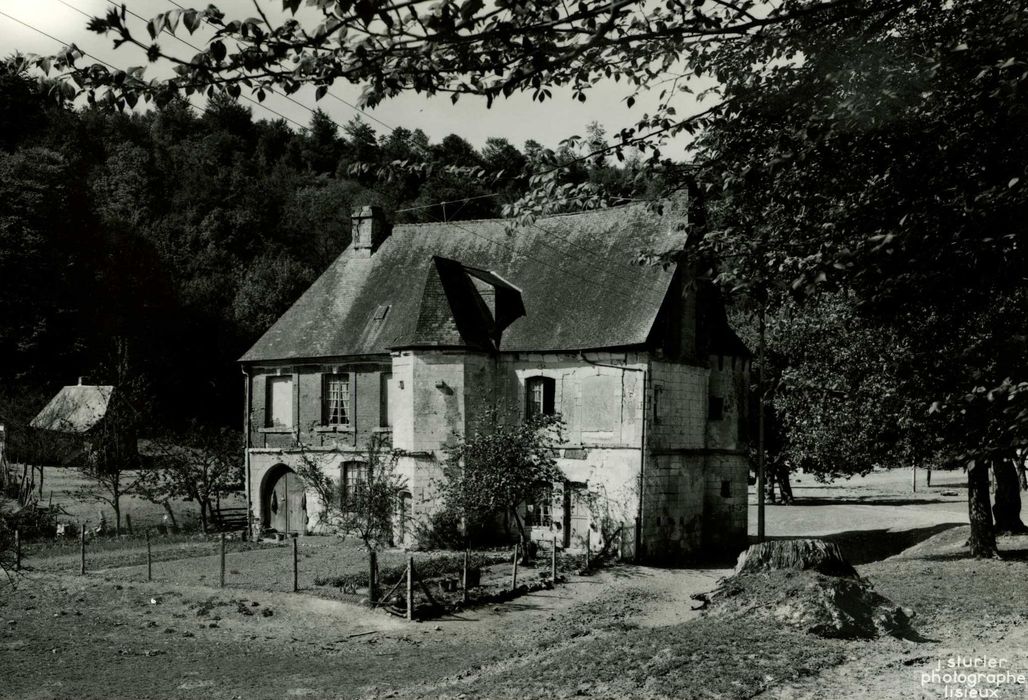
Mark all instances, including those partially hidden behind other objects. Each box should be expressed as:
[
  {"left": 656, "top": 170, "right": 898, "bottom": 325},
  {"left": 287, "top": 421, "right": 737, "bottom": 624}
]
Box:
[
  {"left": 653, "top": 384, "right": 664, "bottom": 424},
  {"left": 708, "top": 395, "right": 724, "bottom": 421},
  {"left": 380, "top": 372, "right": 392, "bottom": 428},
  {"left": 720, "top": 479, "right": 731, "bottom": 498},
  {"left": 526, "top": 376, "right": 556, "bottom": 418}
]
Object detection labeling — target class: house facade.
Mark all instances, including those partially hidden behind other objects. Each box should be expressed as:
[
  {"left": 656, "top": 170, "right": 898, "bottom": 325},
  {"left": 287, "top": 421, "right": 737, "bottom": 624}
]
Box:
[{"left": 240, "top": 202, "right": 751, "bottom": 562}]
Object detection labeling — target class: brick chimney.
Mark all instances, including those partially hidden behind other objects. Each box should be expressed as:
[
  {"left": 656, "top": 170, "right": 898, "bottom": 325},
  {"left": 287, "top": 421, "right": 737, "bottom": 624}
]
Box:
[{"left": 351, "top": 205, "right": 388, "bottom": 257}]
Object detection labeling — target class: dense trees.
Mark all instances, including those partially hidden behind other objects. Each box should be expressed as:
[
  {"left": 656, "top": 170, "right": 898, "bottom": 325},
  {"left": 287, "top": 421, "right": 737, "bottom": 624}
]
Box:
[
  {"left": 0, "top": 62, "right": 638, "bottom": 439},
  {"left": 695, "top": 2, "right": 1028, "bottom": 555},
  {"left": 14, "top": 0, "right": 1028, "bottom": 557}
]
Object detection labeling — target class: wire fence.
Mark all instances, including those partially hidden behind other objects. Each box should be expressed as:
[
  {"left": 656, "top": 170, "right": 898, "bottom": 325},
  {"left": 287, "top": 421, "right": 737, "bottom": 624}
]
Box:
[{"left": 13, "top": 528, "right": 615, "bottom": 620}]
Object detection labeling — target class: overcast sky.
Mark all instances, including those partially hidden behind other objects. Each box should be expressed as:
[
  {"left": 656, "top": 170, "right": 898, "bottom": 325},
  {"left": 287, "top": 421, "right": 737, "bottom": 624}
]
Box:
[{"left": 0, "top": 0, "right": 702, "bottom": 153}]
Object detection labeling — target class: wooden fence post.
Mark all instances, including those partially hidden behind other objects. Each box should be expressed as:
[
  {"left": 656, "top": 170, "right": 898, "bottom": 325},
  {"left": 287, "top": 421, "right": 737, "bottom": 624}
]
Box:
[
  {"left": 461, "top": 549, "right": 469, "bottom": 604},
  {"left": 634, "top": 516, "right": 641, "bottom": 564},
  {"left": 368, "top": 550, "right": 377, "bottom": 603},
  {"left": 292, "top": 537, "right": 299, "bottom": 593},
  {"left": 511, "top": 543, "right": 519, "bottom": 591},
  {"left": 125, "top": 513, "right": 133, "bottom": 536},
  {"left": 585, "top": 529, "right": 591, "bottom": 570},
  {"left": 406, "top": 556, "right": 414, "bottom": 621},
  {"left": 14, "top": 529, "right": 20, "bottom": 571},
  {"left": 550, "top": 537, "right": 557, "bottom": 580},
  {"left": 145, "top": 530, "right": 152, "bottom": 582},
  {"left": 219, "top": 533, "right": 226, "bottom": 588},
  {"left": 79, "top": 524, "right": 86, "bottom": 575}
]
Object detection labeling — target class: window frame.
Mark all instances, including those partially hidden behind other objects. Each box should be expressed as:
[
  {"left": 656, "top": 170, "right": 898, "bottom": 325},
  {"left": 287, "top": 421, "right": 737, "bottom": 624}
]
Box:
[
  {"left": 525, "top": 375, "right": 556, "bottom": 419},
  {"left": 652, "top": 384, "right": 664, "bottom": 425},
  {"left": 379, "top": 372, "right": 392, "bottom": 428},
  {"left": 322, "top": 372, "right": 352, "bottom": 428},
  {"left": 340, "top": 460, "right": 368, "bottom": 510},
  {"left": 265, "top": 375, "right": 294, "bottom": 429},
  {"left": 526, "top": 483, "right": 553, "bottom": 528}
]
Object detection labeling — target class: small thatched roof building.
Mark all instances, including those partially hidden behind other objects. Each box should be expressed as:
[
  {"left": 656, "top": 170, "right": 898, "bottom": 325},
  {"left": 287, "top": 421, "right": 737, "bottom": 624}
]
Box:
[
  {"left": 30, "top": 381, "right": 137, "bottom": 468},
  {"left": 30, "top": 383, "right": 115, "bottom": 434}
]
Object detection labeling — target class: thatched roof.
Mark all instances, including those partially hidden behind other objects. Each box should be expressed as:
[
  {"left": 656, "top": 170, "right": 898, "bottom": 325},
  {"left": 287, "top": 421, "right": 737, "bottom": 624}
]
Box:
[{"left": 29, "top": 384, "right": 115, "bottom": 434}]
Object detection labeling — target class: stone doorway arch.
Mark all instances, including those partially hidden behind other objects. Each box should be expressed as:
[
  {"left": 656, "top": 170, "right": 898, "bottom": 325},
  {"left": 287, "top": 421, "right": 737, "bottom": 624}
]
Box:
[{"left": 261, "top": 464, "right": 308, "bottom": 534}]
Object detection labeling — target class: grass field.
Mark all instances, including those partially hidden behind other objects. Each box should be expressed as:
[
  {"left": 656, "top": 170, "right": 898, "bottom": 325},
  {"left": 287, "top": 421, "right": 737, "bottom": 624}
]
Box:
[
  {"left": 1, "top": 467, "right": 1025, "bottom": 699},
  {"left": 20, "top": 465, "right": 247, "bottom": 532}
]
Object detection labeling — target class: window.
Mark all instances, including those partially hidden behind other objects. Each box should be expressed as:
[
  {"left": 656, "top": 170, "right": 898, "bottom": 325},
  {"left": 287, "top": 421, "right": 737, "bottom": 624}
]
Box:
[
  {"left": 379, "top": 372, "right": 392, "bottom": 428},
  {"left": 526, "top": 484, "right": 553, "bottom": 527},
  {"left": 721, "top": 479, "right": 731, "bottom": 498},
  {"left": 525, "top": 376, "right": 555, "bottom": 419},
  {"left": 323, "top": 374, "right": 351, "bottom": 427},
  {"left": 340, "top": 461, "right": 368, "bottom": 508},
  {"left": 653, "top": 384, "right": 664, "bottom": 424},
  {"left": 708, "top": 395, "right": 725, "bottom": 421},
  {"left": 265, "top": 376, "right": 293, "bottom": 428}
]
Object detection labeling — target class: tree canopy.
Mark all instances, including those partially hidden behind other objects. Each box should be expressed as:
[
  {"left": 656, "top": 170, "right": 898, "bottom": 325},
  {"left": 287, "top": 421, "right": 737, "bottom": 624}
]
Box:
[{"left": 15, "top": 0, "right": 1028, "bottom": 555}]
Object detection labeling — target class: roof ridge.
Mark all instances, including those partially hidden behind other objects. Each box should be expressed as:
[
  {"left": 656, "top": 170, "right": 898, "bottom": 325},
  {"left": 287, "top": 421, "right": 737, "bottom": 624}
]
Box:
[{"left": 391, "top": 202, "right": 645, "bottom": 230}]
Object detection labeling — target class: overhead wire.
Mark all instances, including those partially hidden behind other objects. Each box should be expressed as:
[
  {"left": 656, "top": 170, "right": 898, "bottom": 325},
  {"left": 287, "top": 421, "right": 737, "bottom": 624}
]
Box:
[
  {"left": 49, "top": 0, "right": 307, "bottom": 128},
  {"left": 111, "top": 0, "right": 661, "bottom": 295},
  {"left": 31, "top": 1, "right": 674, "bottom": 303}
]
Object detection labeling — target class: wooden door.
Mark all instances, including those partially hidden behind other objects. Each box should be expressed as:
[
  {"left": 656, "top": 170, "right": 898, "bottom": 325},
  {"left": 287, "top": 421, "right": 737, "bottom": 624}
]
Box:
[
  {"left": 566, "top": 483, "right": 590, "bottom": 549},
  {"left": 285, "top": 471, "right": 307, "bottom": 534},
  {"left": 267, "top": 469, "right": 307, "bottom": 534}
]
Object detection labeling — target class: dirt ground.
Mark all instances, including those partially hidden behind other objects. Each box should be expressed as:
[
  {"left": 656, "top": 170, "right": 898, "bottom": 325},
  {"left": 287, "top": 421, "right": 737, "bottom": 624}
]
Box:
[{"left": 2, "top": 467, "right": 1026, "bottom": 699}]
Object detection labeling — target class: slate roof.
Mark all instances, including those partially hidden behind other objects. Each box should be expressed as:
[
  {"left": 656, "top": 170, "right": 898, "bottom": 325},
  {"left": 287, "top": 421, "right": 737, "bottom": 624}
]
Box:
[
  {"left": 241, "top": 205, "right": 706, "bottom": 362},
  {"left": 30, "top": 385, "right": 115, "bottom": 434}
]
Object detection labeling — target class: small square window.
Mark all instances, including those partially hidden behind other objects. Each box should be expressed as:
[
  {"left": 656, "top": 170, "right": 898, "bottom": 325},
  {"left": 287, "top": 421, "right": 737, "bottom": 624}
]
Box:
[
  {"left": 708, "top": 396, "right": 724, "bottom": 421},
  {"left": 373, "top": 304, "right": 390, "bottom": 321}
]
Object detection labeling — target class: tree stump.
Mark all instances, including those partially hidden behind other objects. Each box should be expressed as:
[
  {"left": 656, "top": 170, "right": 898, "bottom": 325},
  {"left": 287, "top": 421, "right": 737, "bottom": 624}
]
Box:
[{"left": 734, "top": 539, "right": 858, "bottom": 578}]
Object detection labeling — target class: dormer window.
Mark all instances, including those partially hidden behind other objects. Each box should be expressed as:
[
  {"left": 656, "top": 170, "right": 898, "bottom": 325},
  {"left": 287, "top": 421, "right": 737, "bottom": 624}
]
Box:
[{"left": 526, "top": 376, "right": 556, "bottom": 418}]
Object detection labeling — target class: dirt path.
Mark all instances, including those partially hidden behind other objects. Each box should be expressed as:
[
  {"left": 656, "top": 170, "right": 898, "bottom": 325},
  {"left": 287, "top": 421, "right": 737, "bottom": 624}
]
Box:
[{"left": 0, "top": 562, "right": 726, "bottom": 700}]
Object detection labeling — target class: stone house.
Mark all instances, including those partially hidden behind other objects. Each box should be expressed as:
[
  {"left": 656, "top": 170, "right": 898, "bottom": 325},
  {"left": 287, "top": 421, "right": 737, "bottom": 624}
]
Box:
[{"left": 240, "top": 203, "right": 751, "bottom": 562}]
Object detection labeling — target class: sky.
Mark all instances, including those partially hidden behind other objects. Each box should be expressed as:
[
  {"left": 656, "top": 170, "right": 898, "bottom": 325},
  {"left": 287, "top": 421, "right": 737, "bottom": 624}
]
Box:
[{"left": 0, "top": 0, "right": 703, "bottom": 152}]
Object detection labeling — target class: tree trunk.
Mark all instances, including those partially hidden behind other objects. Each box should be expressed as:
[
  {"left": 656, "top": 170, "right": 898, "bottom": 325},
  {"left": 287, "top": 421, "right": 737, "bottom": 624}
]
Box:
[
  {"left": 163, "top": 500, "right": 178, "bottom": 530},
  {"left": 967, "top": 461, "right": 998, "bottom": 558},
  {"left": 991, "top": 457, "right": 1026, "bottom": 534},
  {"left": 1018, "top": 460, "right": 1027, "bottom": 491},
  {"left": 198, "top": 500, "right": 209, "bottom": 534},
  {"left": 776, "top": 463, "right": 794, "bottom": 504},
  {"left": 926, "top": 467, "right": 932, "bottom": 488},
  {"left": 113, "top": 502, "right": 122, "bottom": 536},
  {"left": 510, "top": 509, "right": 530, "bottom": 562}
]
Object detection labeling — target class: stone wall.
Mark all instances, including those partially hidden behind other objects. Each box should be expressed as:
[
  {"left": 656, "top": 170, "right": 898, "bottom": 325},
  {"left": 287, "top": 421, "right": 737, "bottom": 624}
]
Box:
[{"left": 243, "top": 349, "right": 747, "bottom": 560}]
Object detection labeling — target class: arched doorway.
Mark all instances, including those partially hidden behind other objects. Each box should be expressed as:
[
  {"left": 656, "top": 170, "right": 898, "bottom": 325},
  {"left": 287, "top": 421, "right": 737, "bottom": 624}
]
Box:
[{"left": 262, "top": 464, "right": 308, "bottom": 534}]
